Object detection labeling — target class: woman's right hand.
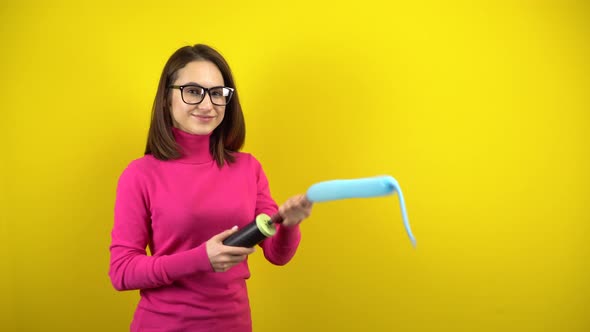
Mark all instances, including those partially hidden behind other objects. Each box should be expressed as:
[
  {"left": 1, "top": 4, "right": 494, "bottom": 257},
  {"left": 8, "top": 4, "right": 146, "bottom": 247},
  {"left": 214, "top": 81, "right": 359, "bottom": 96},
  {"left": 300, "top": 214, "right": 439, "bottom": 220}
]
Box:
[{"left": 206, "top": 226, "right": 256, "bottom": 272}]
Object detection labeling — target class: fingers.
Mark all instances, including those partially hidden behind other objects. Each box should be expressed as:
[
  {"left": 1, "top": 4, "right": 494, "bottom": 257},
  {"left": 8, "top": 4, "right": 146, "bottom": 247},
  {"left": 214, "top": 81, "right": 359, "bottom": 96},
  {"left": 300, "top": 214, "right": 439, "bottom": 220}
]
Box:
[
  {"left": 301, "top": 195, "right": 313, "bottom": 207},
  {"left": 207, "top": 226, "right": 257, "bottom": 272},
  {"left": 296, "top": 195, "right": 313, "bottom": 214},
  {"left": 209, "top": 227, "right": 256, "bottom": 254},
  {"left": 216, "top": 254, "right": 247, "bottom": 266},
  {"left": 279, "top": 194, "right": 313, "bottom": 227},
  {"left": 290, "top": 194, "right": 313, "bottom": 209},
  {"left": 290, "top": 194, "right": 311, "bottom": 206},
  {"left": 224, "top": 254, "right": 249, "bottom": 265},
  {"left": 211, "top": 225, "right": 238, "bottom": 241},
  {"left": 212, "top": 254, "right": 250, "bottom": 272},
  {"left": 224, "top": 246, "right": 256, "bottom": 256}
]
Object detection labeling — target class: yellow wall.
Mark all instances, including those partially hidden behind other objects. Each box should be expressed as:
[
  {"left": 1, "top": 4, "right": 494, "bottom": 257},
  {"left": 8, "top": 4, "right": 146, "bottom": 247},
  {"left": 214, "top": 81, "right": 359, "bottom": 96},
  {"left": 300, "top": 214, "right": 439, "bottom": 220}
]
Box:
[{"left": 1, "top": 1, "right": 588, "bottom": 331}]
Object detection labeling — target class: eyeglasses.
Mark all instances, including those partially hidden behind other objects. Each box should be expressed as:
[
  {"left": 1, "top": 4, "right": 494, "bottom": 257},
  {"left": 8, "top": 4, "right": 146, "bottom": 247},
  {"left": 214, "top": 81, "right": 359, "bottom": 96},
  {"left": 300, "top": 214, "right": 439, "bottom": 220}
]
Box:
[{"left": 168, "top": 84, "right": 234, "bottom": 106}]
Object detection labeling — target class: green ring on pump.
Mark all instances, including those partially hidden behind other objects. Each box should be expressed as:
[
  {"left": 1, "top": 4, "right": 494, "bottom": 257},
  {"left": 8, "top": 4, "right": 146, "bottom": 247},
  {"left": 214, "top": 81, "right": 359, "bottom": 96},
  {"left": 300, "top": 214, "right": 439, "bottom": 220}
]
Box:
[{"left": 256, "top": 213, "right": 277, "bottom": 237}]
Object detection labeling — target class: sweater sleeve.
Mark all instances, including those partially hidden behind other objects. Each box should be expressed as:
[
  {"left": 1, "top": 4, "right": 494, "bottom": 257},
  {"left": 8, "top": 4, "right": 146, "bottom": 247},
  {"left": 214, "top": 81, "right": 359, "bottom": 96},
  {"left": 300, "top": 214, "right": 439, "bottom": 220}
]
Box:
[
  {"left": 108, "top": 161, "right": 212, "bottom": 291},
  {"left": 252, "top": 157, "right": 302, "bottom": 266}
]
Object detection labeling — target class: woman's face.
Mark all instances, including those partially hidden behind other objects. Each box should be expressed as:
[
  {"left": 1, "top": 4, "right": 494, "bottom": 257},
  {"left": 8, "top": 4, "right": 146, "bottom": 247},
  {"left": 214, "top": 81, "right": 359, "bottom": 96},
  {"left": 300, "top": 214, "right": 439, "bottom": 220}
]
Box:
[{"left": 169, "top": 60, "right": 226, "bottom": 135}]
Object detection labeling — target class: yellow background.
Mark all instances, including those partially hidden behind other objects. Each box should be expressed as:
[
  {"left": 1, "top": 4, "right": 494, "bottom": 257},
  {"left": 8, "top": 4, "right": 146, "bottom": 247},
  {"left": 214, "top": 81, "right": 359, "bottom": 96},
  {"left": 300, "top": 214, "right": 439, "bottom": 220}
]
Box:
[{"left": 1, "top": 1, "right": 588, "bottom": 331}]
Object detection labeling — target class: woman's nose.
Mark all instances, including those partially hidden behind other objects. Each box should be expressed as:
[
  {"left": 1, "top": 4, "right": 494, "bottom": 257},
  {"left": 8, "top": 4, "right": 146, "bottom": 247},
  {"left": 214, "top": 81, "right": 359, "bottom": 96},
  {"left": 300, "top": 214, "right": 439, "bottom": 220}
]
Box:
[{"left": 198, "top": 92, "right": 213, "bottom": 109}]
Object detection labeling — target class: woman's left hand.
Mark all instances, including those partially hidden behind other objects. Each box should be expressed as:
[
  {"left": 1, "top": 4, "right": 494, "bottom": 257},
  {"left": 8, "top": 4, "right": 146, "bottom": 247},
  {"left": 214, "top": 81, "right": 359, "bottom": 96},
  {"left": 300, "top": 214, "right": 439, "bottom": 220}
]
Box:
[{"left": 278, "top": 194, "right": 313, "bottom": 227}]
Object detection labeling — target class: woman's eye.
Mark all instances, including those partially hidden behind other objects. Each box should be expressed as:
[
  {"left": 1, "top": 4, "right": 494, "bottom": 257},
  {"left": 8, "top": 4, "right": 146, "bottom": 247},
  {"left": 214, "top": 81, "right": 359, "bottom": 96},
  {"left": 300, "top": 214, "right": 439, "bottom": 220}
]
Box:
[{"left": 186, "top": 88, "right": 202, "bottom": 95}]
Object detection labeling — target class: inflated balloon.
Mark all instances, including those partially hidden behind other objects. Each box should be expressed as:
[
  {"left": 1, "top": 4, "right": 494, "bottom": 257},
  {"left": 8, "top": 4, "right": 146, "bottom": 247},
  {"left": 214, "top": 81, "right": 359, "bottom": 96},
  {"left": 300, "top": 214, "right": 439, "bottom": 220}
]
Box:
[{"left": 223, "top": 176, "right": 416, "bottom": 248}]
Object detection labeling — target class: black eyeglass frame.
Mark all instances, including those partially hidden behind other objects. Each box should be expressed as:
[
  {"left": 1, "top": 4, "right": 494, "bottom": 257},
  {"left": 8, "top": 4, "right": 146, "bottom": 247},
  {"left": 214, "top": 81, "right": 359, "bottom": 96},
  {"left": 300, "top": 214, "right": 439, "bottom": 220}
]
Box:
[{"left": 168, "top": 84, "right": 235, "bottom": 106}]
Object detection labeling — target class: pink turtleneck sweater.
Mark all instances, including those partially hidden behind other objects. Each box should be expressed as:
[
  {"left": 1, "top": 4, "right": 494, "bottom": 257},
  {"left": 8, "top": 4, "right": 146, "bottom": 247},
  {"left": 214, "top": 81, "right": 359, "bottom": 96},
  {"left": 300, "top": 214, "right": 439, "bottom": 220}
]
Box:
[{"left": 109, "top": 128, "right": 301, "bottom": 332}]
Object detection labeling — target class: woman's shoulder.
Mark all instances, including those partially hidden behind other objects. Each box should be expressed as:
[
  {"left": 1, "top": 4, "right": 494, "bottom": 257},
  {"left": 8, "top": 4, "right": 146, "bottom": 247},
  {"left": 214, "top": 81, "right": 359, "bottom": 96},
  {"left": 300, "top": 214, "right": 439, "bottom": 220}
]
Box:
[
  {"left": 231, "top": 152, "right": 271, "bottom": 178},
  {"left": 233, "top": 151, "right": 263, "bottom": 167},
  {"left": 119, "top": 154, "right": 159, "bottom": 179}
]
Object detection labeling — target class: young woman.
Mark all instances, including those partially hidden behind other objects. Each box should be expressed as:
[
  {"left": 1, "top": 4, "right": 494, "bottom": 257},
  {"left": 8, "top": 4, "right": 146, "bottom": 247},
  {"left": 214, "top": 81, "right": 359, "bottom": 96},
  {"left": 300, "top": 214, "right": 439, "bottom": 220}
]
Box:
[{"left": 109, "top": 44, "right": 313, "bottom": 332}]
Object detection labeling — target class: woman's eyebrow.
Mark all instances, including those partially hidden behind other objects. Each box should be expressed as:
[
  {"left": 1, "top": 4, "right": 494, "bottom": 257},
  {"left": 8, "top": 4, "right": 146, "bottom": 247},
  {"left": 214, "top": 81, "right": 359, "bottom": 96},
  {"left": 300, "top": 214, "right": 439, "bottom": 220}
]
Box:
[
  {"left": 180, "top": 81, "right": 224, "bottom": 87},
  {"left": 181, "top": 81, "right": 202, "bottom": 86}
]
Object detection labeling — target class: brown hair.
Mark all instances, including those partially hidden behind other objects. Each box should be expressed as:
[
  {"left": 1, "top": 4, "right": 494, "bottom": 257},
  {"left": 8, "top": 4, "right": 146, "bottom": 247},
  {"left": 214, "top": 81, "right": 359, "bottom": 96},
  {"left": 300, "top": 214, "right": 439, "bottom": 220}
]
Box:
[{"left": 145, "top": 44, "right": 245, "bottom": 167}]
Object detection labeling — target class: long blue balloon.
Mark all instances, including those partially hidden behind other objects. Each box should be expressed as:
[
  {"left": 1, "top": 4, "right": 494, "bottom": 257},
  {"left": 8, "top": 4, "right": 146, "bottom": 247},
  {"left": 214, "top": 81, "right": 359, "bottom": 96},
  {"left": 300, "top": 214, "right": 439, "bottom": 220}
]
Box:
[{"left": 306, "top": 176, "right": 416, "bottom": 247}]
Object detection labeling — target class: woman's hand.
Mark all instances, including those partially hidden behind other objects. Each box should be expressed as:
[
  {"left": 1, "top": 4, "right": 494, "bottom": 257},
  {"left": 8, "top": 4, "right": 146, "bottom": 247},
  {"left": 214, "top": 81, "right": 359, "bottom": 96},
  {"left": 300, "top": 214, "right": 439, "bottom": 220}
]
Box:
[
  {"left": 279, "top": 194, "right": 313, "bottom": 227},
  {"left": 206, "top": 226, "right": 256, "bottom": 272}
]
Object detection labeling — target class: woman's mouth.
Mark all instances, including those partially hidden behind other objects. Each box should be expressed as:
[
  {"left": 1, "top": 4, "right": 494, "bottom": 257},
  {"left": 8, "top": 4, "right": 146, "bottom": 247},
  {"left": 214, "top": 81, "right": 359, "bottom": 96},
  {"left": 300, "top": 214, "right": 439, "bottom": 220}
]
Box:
[{"left": 191, "top": 114, "right": 215, "bottom": 122}]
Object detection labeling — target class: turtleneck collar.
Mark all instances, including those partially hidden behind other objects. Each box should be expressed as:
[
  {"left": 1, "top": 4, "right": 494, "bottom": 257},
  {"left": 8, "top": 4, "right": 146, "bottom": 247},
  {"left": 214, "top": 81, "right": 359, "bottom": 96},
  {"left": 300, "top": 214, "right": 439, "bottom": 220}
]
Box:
[{"left": 172, "top": 127, "right": 214, "bottom": 164}]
